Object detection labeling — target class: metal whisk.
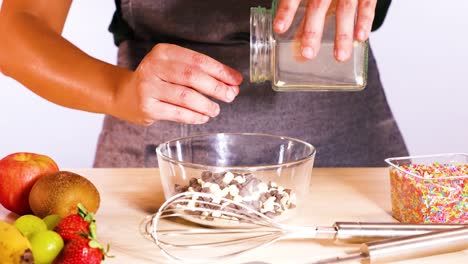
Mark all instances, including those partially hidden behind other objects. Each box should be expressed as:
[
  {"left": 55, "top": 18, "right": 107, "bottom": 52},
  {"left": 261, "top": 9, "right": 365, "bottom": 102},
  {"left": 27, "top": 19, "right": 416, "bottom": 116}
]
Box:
[{"left": 141, "top": 192, "right": 467, "bottom": 263}]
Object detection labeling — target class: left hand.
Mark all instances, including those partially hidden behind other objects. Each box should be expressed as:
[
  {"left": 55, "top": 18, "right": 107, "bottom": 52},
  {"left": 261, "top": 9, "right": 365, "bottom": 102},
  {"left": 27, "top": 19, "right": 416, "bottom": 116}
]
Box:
[{"left": 273, "top": 0, "right": 377, "bottom": 61}]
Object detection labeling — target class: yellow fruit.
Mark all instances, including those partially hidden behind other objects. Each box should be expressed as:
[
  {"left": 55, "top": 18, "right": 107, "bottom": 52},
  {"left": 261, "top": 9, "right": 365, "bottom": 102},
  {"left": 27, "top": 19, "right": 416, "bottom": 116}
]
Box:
[
  {"left": 29, "top": 171, "right": 100, "bottom": 218},
  {"left": 0, "top": 220, "right": 33, "bottom": 264}
]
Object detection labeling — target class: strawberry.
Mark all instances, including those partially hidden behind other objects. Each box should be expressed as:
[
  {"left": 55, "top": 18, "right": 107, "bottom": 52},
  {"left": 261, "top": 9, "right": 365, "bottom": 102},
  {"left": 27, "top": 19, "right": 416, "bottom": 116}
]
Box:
[
  {"left": 53, "top": 236, "right": 104, "bottom": 264},
  {"left": 53, "top": 203, "right": 112, "bottom": 264},
  {"left": 55, "top": 214, "right": 90, "bottom": 242},
  {"left": 55, "top": 203, "right": 95, "bottom": 242}
]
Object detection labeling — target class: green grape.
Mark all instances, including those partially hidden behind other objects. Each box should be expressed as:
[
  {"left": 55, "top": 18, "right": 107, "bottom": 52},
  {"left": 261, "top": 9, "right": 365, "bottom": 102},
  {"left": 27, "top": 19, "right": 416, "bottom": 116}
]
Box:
[
  {"left": 13, "top": 214, "right": 48, "bottom": 239},
  {"left": 30, "top": 230, "right": 64, "bottom": 264},
  {"left": 43, "top": 214, "right": 62, "bottom": 230}
]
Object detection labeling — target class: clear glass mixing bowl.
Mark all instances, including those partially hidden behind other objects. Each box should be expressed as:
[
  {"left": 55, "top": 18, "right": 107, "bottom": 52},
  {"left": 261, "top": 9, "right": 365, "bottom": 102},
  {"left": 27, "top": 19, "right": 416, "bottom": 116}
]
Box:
[{"left": 156, "top": 133, "right": 316, "bottom": 222}]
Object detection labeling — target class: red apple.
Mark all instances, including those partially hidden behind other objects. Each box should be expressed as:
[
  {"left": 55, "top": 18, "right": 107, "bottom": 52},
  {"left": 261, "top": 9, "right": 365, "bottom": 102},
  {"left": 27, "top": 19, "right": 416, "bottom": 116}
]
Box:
[{"left": 0, "top": 152, "right": 59, "bottom": 215}]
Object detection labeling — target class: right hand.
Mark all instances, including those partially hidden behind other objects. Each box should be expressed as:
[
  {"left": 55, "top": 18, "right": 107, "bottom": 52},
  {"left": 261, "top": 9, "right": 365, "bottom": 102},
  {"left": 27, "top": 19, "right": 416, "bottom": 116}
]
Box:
[
  {"left": 273, "top": 0, "right": 377, "bottom": 62},
  {"left": 112, "top": 43, "right": 243, "bottom": 126}
]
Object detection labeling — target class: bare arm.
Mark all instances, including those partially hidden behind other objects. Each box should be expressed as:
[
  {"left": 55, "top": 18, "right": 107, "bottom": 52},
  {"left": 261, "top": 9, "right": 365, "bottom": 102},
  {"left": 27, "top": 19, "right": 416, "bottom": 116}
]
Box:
[
  {"left": 0, "top": 0, "right": 129, "bottom": 115},
  {"left": 0, "top": 0, "right": 242, "bottom": 125}
]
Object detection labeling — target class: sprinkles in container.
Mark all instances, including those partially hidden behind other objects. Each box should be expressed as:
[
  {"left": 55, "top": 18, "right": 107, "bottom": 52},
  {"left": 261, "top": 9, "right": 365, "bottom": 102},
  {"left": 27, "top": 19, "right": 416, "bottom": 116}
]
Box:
[{"left": 385, "top": 153, "right": 468, "bottom": 224}]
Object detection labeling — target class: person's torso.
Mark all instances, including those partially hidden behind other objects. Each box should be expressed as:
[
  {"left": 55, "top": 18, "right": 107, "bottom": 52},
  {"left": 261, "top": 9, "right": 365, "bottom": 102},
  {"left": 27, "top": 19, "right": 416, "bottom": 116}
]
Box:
[{"left": 95, "top": 0, "right": 407, "bottom": 169}]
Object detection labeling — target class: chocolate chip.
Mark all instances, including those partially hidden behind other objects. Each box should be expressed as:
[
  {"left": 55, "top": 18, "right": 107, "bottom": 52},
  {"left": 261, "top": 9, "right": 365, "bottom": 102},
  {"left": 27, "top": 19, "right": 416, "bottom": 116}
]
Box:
[
  {"left": 173, "top": 169, "right": 297, "bottom": 221},
  {"left": 189, "top": 177, "right": 198, "bottom": 186},
  {"left": 201, "top": 171, "right": 213, "bottom": 182},
  {"left": 187, "top": 209, "right": 202, "bottom": 216},
  {"left": 270, "top": 190, "right": 279, "bottom": 197},
  {"left": 223, "top": 203, "right": 238, "bottom": 214},
  {"left": 265, "top": 212, "right": 276, "bottom": 218},
  {"left": 174, "top": 184, "right": 187, "bottom": 193},
  {"left": 200, "top": 196, "right": 210, "bottom": 202},
  {"left": 212, "top": 172, "right": 224, "bottom": 185}
]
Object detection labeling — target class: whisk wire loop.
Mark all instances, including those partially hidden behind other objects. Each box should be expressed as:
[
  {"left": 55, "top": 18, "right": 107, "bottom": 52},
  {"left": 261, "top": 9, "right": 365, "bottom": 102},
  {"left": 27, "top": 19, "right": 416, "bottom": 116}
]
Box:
[{"left": 143, "top": 191, "right": 293, "bottom": 263}]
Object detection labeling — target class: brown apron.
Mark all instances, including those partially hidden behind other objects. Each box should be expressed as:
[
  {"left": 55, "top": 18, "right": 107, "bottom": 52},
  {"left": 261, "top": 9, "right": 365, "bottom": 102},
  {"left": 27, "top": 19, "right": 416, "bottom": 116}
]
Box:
[{"left": 94, "top": 0, "right": 408, "bottom": 168}]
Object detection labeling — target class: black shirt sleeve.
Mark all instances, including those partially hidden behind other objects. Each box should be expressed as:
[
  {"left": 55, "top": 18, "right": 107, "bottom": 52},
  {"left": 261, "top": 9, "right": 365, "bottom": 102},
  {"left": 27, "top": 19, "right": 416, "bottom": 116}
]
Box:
[
  {"left": 372, "top": 0, "right": 392, "bottom": 31},
  {"left": 108, "top": 0, "right": 134, "bottom": 46}
]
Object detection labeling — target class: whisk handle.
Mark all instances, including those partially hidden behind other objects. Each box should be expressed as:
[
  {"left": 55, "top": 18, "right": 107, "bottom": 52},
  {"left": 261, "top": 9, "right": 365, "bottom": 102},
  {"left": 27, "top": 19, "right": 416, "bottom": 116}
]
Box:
[
  {"left": 333, "top": 222, "right": 468, "bottom": 243},
  {"left": 361, "top": 226, "right": 468, "bottom": 263}
]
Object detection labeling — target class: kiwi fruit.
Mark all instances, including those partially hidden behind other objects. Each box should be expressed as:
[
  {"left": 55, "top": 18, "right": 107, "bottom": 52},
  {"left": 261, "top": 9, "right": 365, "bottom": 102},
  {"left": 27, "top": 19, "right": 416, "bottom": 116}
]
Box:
[{"left": 29, "top": 171, "right": 100, "bottom": 218}]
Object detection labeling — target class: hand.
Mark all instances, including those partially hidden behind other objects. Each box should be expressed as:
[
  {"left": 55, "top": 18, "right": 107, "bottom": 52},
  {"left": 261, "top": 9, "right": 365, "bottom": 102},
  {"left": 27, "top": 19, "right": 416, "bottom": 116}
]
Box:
[
  {"left": 273, "top": 0, "right": 377, "bottom": 61},
  {"left": 112, "top": 44, "right": 243, "bottom": 126}
]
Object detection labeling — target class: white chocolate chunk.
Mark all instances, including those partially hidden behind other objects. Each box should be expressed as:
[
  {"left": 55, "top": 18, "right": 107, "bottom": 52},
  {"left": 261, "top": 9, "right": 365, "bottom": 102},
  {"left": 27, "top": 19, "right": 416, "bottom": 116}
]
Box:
[
  {"left": 209, "top": 183, "right": 221, "bottom": 193},
  {"left": 187, "top": 200, "right": 197, "bottom": 209},
  {"left": 212, "top": 210, "right": 222, "bottom": 218},
  {"left": 221, "top": 187, "right": 230, "bottom": 197},
  {"left": 228, "top": 185, "right": 239, "bottom": 197},
  {"left": 257, "top": 182, "right": 268, "bottom": 193},
  {"left": 233, "top": 175, "right": 246, "bottom": 184},
  {"left": 233, "top": 195, "right": 243, "bottom": 203},
  {"left": 212, "top": 197, "right": 222, "bottom": 204},
  {"left": 200, "top": 211, "right": 209, "bottom": 220},
  {"left": 260, "top": 196, "right": 276, "bottom": 213},
  {"left": 223, "top": 172, "right": 234, "bottom": 184}
]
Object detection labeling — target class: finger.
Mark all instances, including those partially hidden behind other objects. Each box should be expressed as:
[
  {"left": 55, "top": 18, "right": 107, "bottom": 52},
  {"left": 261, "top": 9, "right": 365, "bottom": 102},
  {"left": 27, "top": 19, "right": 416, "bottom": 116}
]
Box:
[
  {"left": 152, "top": 81, "right": 221, "bottom": 118},
  {"left": 292, "top": 19, "right": 308, "bottom": 62},
  {"left": 150, "top": 101, "right": 211, "bottom": 125},
  {"left": 156, "top": 62, "right": 239, "bottom": 103},
  {"left": 155, "top": 44, "right": 243, "bottom": 86},
  {"left": 301, "top": 0, "right": 333, "bottom": 59},
  {"left": 355, "top": 0, "right": 377, "bottom": 41},
  {"left": 335, "top": 0, "right": 358, "bottom": 62},
  {"left": 273, "top": 0, "right": 302, "bottom": 33}
]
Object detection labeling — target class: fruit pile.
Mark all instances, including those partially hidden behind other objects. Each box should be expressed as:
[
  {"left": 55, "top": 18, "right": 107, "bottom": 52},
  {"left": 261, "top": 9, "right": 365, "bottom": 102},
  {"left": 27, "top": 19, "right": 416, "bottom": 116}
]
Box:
[{"left": 0, "top": 152, "right": 110, "bottom": 264}]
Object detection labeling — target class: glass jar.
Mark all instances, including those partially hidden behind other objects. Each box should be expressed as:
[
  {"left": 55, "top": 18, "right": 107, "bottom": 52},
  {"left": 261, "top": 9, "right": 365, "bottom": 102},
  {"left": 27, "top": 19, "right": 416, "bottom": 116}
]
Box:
[{"left": 250, "top": 1, "right": 368, "bottom": 91}]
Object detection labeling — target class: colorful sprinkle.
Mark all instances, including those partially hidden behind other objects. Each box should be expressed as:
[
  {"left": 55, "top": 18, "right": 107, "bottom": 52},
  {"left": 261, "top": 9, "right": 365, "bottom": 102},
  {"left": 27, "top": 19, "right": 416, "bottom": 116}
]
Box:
[{"left": 390, "top": 163, "right": 468, "bottom": 223}]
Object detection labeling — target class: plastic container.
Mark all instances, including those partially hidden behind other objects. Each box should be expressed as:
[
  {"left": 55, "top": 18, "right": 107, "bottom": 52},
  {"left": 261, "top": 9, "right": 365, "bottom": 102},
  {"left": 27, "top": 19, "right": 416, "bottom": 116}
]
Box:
[
  {"left": 385, "top": 153, "right": 468, "bottom": 224},
  {"left": 250, "top": 0, "right": 368, "bottom": 91},
  {"left": 156, "top": 133, "right": 315, "bottom": 223}
]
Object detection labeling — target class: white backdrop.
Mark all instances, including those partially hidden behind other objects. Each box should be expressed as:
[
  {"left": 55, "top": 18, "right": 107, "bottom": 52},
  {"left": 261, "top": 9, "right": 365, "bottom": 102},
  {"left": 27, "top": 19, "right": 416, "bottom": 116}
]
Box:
[{"left": 1, "top": 1, "right": 467, "bottom": 168}]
